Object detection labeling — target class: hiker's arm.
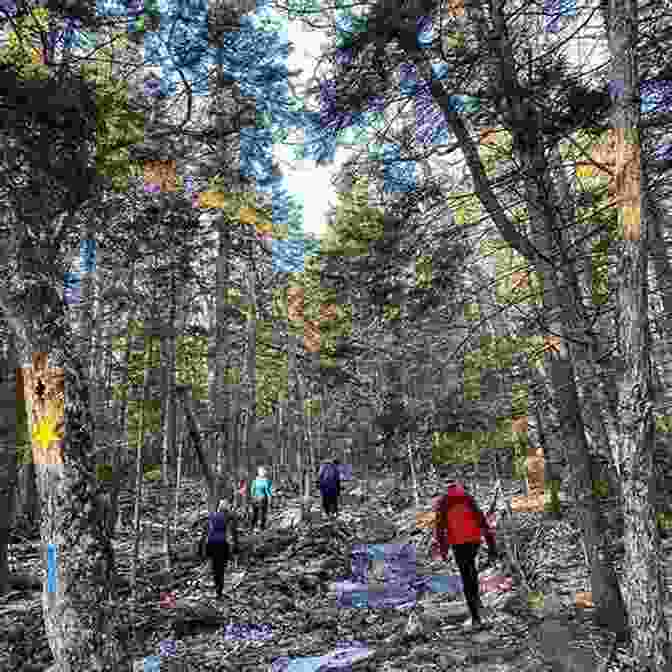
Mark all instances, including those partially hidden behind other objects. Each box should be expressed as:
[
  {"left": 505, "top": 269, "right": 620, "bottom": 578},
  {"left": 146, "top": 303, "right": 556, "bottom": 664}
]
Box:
[
  {"left": 230, "top": 514, "right": 239, "bottom": 549},
  {"left": 199, "top": 523, "right": 208, "bottom": 558},
  {"left": 434, "top": 519, "right": 449, "bottom": 560},
  {"left": 470, "top": 496, "right": 497, "bottom": 550}
]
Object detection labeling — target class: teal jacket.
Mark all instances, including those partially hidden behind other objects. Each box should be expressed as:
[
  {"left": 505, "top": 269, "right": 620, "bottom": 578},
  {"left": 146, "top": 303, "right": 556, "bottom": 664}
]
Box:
[{"left": 251, "top": 477, "right": 273, "bottom": 500}]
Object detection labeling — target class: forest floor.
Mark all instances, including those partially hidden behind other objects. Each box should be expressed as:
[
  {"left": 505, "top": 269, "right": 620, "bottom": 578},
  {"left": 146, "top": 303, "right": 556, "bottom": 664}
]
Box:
[{"left": 2, "top": 471, "right": 672, "bottom": 672}]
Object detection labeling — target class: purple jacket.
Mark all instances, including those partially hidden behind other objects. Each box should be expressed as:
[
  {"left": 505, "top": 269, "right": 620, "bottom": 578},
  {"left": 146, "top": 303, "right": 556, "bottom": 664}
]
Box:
[
  {"left": 319, "top": 463, "right": 341, "bottom": 496},
  {"left": 207, "top": 511, "right": 238, "bottom": 546}
]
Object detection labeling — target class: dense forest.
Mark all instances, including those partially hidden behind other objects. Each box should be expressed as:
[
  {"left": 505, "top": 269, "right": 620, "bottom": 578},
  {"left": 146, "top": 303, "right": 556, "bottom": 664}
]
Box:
[{"left": 0, "top": 0, "right": 671, "bottom": 670}]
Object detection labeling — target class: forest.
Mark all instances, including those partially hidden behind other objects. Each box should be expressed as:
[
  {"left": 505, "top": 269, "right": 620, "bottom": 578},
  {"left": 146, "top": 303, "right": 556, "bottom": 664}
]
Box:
[{"left": 0, "top": 0, "right": 671, "bottom": 670}]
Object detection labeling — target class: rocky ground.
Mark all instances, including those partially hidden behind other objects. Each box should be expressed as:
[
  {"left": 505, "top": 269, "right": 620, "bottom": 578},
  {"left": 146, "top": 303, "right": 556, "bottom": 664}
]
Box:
[{"left": 1, "top": 471, "right": 671, "bottom": 671}]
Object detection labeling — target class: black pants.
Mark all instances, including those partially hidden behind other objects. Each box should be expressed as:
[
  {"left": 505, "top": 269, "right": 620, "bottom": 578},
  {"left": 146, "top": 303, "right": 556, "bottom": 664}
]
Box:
[
  {"left": 251, "top": 497, "right": 268, "bottom": 530},
  {"left": 206, "top": 541, "right": 230, "bottom": 597},
  {"left": 322, "top": 492, "right": 339, "bottom": 516},
  {"left": 453, "top": 542, "right": 481, "bottom": 621}
]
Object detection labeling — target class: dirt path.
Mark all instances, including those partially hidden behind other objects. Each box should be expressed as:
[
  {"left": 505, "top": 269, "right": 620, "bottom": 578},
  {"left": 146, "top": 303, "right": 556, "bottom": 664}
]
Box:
[{"left": 2, "top": 474, "right": 670, "bottom": 671}]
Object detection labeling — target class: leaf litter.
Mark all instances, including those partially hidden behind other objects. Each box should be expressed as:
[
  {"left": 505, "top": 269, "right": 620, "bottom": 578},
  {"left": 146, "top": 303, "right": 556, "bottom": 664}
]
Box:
[{"left": 1, "top": 471, "right": 672, "bottom": 671}]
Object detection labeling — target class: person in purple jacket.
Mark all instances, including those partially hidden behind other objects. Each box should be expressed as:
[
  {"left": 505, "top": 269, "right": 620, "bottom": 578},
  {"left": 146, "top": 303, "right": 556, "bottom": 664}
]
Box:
[
  {"left": 318, "top": 457, "right": 341, "bottom": 518},
  {"left": 202, "top": 498, "right": 239, "bottom": 599}
]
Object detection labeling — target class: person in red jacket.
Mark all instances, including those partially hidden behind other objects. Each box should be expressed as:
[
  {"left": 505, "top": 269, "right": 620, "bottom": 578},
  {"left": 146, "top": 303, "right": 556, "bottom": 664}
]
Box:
[{"left": 433, "top": 481, "right": 498, "bottom": 629}]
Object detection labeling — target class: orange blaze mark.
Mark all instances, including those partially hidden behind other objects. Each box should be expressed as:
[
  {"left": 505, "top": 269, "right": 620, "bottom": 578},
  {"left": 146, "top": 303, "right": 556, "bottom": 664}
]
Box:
[{"left": 21, "top": 352, "right": 64, "bottom": 466}]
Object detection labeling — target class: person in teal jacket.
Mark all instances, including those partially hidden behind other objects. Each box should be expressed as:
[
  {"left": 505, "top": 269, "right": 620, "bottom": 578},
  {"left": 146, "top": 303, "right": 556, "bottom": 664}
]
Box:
[{"left": 250, "top": 466, "right": 273, "bottom": 531}]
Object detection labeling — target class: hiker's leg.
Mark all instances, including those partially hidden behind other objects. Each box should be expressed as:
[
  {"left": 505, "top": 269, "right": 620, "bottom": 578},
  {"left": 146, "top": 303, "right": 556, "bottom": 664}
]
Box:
[
  {"left": 463, "top": 543, "right": 482, "bottom": 621},
  {"left": 453, "top": 543, "right": 481, "bottom": 622},
  {"left": 251, "top": 503, "right": 259, "bottom": 529},
  {"left": 321, "top": 492, "right": 329, "bottom": 515},
  {"left": 209, "top": 544, "right": 222, "bottom": 595},
  {"left": 260, "top": 497, "right": 268, "bottom": 529},
  {"left": 215, "top": 541, "right": 230, "bottom": 597}
]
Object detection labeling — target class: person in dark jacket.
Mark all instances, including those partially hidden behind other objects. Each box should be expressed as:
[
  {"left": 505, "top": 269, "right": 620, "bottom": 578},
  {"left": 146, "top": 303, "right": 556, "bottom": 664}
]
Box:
[
  {"left": 203, "top": 498, "right": 239, "bottom": 599},
  {"left": 318, "top": 457, "right": 341, "bottom": 518},
  {"left": 433, "top": 481, "right": 498, "bottom": 629}
]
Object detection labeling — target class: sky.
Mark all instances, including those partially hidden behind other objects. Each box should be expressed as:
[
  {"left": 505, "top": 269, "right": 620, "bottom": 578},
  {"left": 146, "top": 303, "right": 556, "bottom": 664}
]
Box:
[{"left": 275, "top": 17, "right": 349, "bottom": 240}]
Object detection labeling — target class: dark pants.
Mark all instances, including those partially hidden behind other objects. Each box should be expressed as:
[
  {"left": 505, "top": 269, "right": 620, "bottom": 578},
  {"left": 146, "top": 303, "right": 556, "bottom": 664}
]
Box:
[
  {"left": 251, "top": 497, "right": 268, "bottom": 530},
  {"left": 453, "top": 542, "right": 481, "bottom": 621},
  {"left": 322, "top": 491, "right": 339, "bottom": 516},
  {"left": 206, "top": 541, "right": 230, "bottom": 597}
]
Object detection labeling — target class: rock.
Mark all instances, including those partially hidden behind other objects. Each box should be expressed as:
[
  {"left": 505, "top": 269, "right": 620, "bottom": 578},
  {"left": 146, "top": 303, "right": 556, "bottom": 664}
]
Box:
[
  {"left": 440, "top": 652, "right": 469, "bottom": 667},
  {"left": 404, "top": 610, "right": 425, "bottom": 638},
  {"left": 6, "top": 623, "right": 26, "bottom": 643}
]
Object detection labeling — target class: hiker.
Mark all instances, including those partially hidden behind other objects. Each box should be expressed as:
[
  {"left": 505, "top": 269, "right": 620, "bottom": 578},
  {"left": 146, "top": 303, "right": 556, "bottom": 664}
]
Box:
[
  {"left": 201, "top": 498, "right": 239, "bottom": 600},
  {"left": 250, "top": 465, "right": 273, "bottom": 531},
  {"left": 318, "top": 457, "right": 341, "bottom": 518},
  {"left": 237, "top": 475, "right": 248, "bottom": 501},
  {"left": 433, "top": 480, "right": 498, "bottom": 630}
]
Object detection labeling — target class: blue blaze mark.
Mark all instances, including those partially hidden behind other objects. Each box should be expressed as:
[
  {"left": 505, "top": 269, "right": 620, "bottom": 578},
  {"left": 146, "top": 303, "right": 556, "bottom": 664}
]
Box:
[{"left": 47, "top": 544, "right": 57, "bottom": 593}]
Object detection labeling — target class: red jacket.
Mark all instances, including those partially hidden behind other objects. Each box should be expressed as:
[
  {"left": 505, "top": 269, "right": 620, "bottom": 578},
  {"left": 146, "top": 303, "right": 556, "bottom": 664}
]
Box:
[{"left": 434, "top": 483, "right": 496, "bottom": 555}]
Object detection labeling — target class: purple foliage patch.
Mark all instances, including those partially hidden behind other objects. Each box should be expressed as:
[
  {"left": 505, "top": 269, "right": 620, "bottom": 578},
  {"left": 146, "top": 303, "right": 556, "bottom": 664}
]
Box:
[
  {"left": 336, "top": 47, "right": 353, "bottom": 65},
  {"left": 608, "top": 79, "right": 625, "bottom": 98},
  {"left": 655, "top": 144, "right": 672, "bottom": 161},
  {"left": 224, "top": 623, "right": 273, "bottom": 641},
  {"left": 0, "top": 0, "right": 16, "bottom": 16},
  {"left": 641, "top": 79, "right": 672, "bottom": 113},
  {"left": 158, "top": 639, "right": 186, "bottom": 657},
  {"left": 319, "top": 79, "right": 356, "bottom": 130}
]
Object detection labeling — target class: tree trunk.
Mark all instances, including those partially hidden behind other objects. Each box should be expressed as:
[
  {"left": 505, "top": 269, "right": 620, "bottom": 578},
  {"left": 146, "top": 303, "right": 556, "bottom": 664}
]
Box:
[
  {"left": 0, "top": 334, "right": 18, "bottom": 595},
  {"left": 160, "top": 239, "right": 180, "bottom": 572},
  {"left": 287, "top": 312, "right": 299, "bottom": 478},
  {"left": 160, "top": 327, "right": 176, "bottom": 572},
  {"left": 240, "top": 262, "right": 257, "bottom": 480},
  {"left": 173, "top": 408, "right": 185, "bottom": 537},
  {"left": 18, "top": 440, "right": 41, "bottom": 530},
  {"left": 276, "top": 398, "right": 285, "bottom": 468},
  {"left": 110, "top": 262, "right": 135, "bottom": 535},
  {"left": 527, "top": 176, "right": 629, "bottom": 640},
  {"left": 130, "top": 331, "right": 154, "bottom": 599},
  {"left": 647, "top": 199, "right": 672, "bottom": 416},
  {"left": 0, "top": 276, "right": 130, "bottom": 670},
  {"left": 605, "top": 0, "right": 671, "bottom": 664},
  {"left": 177, "top": 385, "right": 221, "bottom": 509}
]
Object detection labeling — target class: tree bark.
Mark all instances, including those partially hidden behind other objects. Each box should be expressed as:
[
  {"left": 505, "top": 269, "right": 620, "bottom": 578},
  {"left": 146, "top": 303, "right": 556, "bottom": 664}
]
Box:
[
  {"left": 0, "top": 332, "right": 18, "bottom": 595},
  {"left": 177, "top": 385, "right": 221, "bottom": 509},
  {"left": 241, "top": 260, "right": 257, "bottom": 480},
  {"left": 0, "top": 281, "right": 129, "bottom": 669},
  {"left": 160, "top": 296, "right": 177, "bottom": 573},
  {"left": 130, "top": 329, "right": 154, "bottom": 599},
  {"left": 110, "top": 262, "right": 135, "bottom": 535},
  {"left": 605, "top": 0, "right": 671, "bottom": 665}
]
